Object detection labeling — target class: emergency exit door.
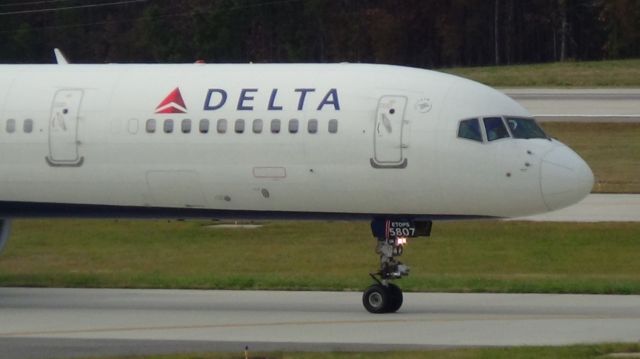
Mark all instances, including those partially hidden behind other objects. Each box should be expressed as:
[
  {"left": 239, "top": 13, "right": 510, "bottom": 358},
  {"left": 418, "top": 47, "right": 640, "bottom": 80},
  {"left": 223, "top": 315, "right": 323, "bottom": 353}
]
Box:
[
  {"left": 46, "top": 90, "right": 84, "bottom": 166},
  {"left": 371, "top": 95, "right": 408, "bottom": 168}
]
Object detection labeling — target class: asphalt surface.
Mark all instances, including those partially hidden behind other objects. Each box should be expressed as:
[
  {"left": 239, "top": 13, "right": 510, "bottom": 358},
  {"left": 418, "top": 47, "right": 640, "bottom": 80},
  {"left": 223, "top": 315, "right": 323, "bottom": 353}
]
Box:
[
  {"left": 502, "top": 88, "right": 640, "bottom": 122},
  {"left": 1, "top": 288, "right": 640, "bottom": 359}
]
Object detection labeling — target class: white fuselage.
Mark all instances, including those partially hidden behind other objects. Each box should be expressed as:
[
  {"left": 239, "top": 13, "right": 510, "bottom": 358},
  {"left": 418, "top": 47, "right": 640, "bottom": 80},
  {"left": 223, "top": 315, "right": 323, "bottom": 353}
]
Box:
[{"left": 0, "top": 63, "right": 593, "bottom": 219}]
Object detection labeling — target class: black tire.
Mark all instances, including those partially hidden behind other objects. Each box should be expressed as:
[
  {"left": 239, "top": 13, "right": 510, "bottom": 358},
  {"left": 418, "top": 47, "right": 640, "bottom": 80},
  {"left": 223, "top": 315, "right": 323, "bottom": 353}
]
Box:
[
  {"left": 387, "top": 283, "right": 403, "bottom": 313},
  {"left": 362, "top": 285, "right": 391, "bottom": 314}
]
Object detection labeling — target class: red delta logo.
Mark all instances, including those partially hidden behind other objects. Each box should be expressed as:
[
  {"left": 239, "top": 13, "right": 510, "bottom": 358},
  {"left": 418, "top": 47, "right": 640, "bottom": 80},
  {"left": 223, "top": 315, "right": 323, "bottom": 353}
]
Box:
[{"left": 155, "top": 87, "right": 187, "bottom": 114}]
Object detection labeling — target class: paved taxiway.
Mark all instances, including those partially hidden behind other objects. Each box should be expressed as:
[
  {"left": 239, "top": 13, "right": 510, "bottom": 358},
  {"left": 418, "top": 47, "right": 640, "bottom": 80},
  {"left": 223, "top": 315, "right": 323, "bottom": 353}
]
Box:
[
  {"left": 1, "top": 288, "right": 640, "bottom": 359},
  {"left": 519, "top": 194, "right": 640, "bottom": 222},
  {"left": 502, "top": 88, "right": 640, "bottom": 122}
]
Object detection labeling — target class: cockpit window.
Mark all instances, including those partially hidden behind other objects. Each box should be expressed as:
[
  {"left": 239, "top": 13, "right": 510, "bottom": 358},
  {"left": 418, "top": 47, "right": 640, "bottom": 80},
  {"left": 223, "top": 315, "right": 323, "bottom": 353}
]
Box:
[
  {"left": 505, "top": 117, "right": 548, "bottom": 139},
  {"left": 483, "top": 117, "right": 510, "bottom": 141},
  {"left": 457, "top": 118, "right": 482, "bottom": 142}
]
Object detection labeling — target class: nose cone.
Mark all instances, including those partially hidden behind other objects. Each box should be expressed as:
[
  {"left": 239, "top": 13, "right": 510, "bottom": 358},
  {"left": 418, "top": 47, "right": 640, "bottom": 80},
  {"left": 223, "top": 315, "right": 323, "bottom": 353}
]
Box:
[{"left": 541, "top": 145, "right": 594, "bottom": 211}]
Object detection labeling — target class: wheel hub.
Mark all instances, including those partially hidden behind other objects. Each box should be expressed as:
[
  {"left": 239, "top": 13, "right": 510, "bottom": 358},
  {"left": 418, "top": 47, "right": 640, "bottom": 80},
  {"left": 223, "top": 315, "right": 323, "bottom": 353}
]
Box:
[{"left": 368, "top": 292, "right": 383, "bottom": 308}]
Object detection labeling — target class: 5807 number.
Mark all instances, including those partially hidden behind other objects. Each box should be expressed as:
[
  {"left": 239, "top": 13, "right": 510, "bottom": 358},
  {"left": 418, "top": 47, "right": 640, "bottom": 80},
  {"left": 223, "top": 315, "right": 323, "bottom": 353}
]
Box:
[{"left": 388, "top": 227, "right": 415, "bottom": 237}]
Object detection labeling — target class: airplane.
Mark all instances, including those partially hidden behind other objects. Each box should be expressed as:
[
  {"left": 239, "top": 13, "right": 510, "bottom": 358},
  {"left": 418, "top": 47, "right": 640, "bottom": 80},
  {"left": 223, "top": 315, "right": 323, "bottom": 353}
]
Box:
[{"left": 0, "top": 50, "right": 593, "bottom": 313}]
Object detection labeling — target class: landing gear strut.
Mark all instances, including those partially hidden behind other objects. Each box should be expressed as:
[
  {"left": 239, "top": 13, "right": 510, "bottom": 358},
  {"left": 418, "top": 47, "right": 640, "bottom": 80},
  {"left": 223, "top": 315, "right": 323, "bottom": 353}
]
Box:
[{"left": 363, "top": 219, "right": 432, "bottom": 314}]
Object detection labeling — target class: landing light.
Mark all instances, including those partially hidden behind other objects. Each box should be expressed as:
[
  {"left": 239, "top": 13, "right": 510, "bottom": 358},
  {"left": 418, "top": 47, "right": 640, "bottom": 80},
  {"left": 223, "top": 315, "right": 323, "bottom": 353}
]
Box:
[{"left": 396, "top": 237, "right": 407, "bottom": 246}]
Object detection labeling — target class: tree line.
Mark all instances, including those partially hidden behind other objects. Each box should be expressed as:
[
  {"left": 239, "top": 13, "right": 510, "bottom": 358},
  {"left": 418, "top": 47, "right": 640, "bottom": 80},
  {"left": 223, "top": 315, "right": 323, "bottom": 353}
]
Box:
[{"left": 0, "top": 0, "right": 638, "bottom": 67}]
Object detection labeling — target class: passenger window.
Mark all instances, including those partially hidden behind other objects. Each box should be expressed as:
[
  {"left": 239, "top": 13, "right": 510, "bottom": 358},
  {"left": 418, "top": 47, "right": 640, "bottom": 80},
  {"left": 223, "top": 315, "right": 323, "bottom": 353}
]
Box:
[
  {"left": 199, "top": 119, "right": 209, "bottom": 133},
  {"left": 271, "top": 119, "right": 281, "bottom": 133},
  {"left": 163, "top": 119, "right": 174, "bottom": 133},
  {"left": 217, "top": 119, "right": 227, "bottom": 134},
  {"left": 457, "top": 118, "right": 482, "bottom": 142},
  {"left": 253, "top": 119, "right": 263, "bottom": 134},
  {"left": 6, "top": 119, "right": 15, "bottom": 133},
  {"left": 181, "top": 119, "right": 191, "bottom": 133},
  {"left": 288, "top": 119, "right": 299, "bottom": 134},
  {"left": 146, "top": 119, "right": 156, "bottom": 133},
  {"left": 328, "top": 119, "right": 338, "bottom": 134},
  {"left": 308, "top": 119, "right": 318, "bottom": 134},
  {"left": 23, "top": 119, "right": 33, "bottom": 133},
  {"left": 235, "top": 119, "right": 245, "bottom": 133},
  {"left": 483, "top": 117, "right": 509, "bottom": 141}
]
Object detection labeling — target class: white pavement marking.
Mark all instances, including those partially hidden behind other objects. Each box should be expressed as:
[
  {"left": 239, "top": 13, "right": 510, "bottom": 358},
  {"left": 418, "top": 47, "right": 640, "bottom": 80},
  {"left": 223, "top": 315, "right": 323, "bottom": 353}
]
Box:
[
  {"left": 517, "top": 194, "right": 640, "bottom": 222},
  {"left": 1, "top": 288, "right": 640, "bottom": 350},
  {"left": 501, "top": 88, "right": 640, "bottom": 122}
]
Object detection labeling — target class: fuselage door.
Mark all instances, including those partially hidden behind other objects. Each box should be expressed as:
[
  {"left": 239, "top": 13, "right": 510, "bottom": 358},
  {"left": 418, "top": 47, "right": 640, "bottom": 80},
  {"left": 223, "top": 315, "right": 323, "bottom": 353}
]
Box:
[
  {"left": 371, "top": 95, "right": 408, "bottom": 168},
  {"left": 47, "top": 89, "right": 84, "bottom": 166}
]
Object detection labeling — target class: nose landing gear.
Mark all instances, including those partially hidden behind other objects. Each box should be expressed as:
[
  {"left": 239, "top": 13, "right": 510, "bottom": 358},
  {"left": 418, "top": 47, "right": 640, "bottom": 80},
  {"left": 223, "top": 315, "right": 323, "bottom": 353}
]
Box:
[
  {"left": 363, "top": 219, "right": 431, "bottom": 314},
  {"left": 363, "top": 237, "right": 409, "bottom": 313}
]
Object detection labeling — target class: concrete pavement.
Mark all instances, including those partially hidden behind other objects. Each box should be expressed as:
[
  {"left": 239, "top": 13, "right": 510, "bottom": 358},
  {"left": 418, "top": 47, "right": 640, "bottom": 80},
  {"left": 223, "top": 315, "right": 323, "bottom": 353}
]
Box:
[{"left": 1, "top": 288, "right": 639, "bottom": 358}]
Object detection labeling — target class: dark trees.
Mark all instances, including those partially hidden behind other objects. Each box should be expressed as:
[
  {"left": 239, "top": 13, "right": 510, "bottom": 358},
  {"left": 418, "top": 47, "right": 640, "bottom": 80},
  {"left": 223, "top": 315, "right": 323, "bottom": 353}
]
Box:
[{"left": 0, "top": 0, "right": 637, "bottom": 66}]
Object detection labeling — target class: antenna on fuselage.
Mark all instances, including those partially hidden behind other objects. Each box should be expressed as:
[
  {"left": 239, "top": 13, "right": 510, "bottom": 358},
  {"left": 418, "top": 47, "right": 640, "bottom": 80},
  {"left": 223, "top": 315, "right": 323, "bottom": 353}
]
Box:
[{"left": 54, "top": 48, "right": 69, "bottom": 65}]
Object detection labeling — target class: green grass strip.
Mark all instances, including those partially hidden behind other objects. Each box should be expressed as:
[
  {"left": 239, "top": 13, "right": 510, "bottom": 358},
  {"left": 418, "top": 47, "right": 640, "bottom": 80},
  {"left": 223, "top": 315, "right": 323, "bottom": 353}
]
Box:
[
  {"left": 442, "top": 59, "right": 640, "bottom": 87},
  {"left": 2, "top": 220, "right": 640, "bottom": 294},
  {"left": 80, "top": 343, "right": 640, "bottom": 359}
]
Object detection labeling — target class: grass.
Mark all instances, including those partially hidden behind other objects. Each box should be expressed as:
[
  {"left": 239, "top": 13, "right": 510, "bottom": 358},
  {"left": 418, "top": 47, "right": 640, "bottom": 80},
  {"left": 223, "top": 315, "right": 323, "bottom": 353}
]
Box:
[
  {"left": 82, "top": 343, "right": 640, "bottom": 359},
  {"left": 540, "top": 123, "right": 640, "bottom": 193},
  {"left": 442, "top": 59, "right": 640, "bottom": 87},
  {"left": 1, "top": 219, "right": 640, "bottom": 294}
]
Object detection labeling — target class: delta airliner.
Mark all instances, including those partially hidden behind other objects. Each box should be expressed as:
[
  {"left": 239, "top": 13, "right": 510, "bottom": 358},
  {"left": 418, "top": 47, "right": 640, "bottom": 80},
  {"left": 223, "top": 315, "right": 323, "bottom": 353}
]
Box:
[{"left": 0, "top": 52, "right": 594, "bottom": 312}]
